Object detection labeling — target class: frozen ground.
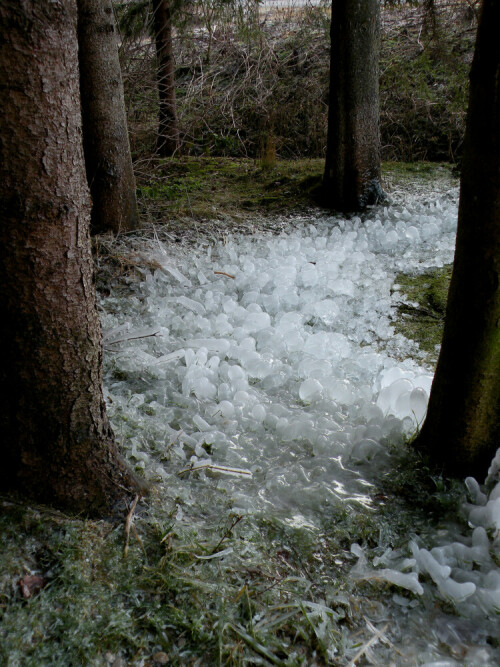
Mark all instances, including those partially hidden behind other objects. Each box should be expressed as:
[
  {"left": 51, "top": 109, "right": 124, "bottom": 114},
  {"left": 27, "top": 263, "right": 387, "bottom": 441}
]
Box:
[{"left": 100, "top": 179, "right": 500, "bottom": 664}]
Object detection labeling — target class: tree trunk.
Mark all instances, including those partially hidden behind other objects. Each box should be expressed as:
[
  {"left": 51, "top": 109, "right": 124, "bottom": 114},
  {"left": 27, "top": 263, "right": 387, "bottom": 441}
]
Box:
[
  {"left": 0, "top": 0, "right": 145, "bottom": 513},
  {"left": 323, "top": 0, "right": 385, "bottom": 212},
  {"left": 152, "top": 0, "right": 180, "bottom": 156},
  {"left": 77, "top": 0, "right": 139, "bottom": 233},
  {"left": 414, "top": 0, "right": 500, "bottom": 479}
]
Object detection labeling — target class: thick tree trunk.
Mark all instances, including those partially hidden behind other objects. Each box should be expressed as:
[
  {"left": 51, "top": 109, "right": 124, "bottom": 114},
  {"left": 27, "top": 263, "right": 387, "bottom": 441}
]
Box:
[
  {"left": 0, "top": 0, "right": 145, "bottom": 513},
  {"left": 414, "top": 0, "right": 500, "bottom": 479},
  {"left": 152, "top": 0, "right": 180, "bottom": 157},
  {"left": 77, "top": 0, "right": 139, "bottom": 233},
  {"left": 323, "top": 0, "right": 385, "bottom": 212}
]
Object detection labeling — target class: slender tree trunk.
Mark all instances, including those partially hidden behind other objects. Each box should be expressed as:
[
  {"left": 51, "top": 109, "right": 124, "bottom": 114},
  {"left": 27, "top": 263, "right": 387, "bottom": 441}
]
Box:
[
  {"left": 323, "top": 0, "right": 385, "bottom": 212},
  {"left": 0, "top": 0, "right": 144, "bottom": 513},
  {"left": 77, "top": 0, "right": 139, "bottom": 233},
  {"left": 152, "top": 0, "right": 180, "bottom": 156},
  {"left": 414, "top": 0, "right": 500, "bottom": 479}
]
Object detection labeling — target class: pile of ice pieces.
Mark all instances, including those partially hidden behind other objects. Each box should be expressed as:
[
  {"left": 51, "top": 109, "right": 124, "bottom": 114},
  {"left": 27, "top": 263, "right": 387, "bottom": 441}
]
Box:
[
  {"left": 100, "top": 183, "right": 500, "bottom": 658},
  {"left": 349, "top": 472, "right": 500, "bottom": 623}
]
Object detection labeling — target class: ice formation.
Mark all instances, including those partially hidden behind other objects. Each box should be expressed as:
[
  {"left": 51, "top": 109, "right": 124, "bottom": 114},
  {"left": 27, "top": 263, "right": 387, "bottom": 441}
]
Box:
[{"left": 101, "top": 182, "right": 500, "bottom": 663}]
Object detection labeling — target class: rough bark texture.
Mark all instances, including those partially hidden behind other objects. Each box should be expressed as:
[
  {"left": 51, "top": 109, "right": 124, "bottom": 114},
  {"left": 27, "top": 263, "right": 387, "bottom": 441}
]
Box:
[
  {"left": 77, "top": 0, "right": 139, "bottom": 233},
  {"left": 323, "top": 0, "right": 385, "bottom": 212},
  {"left": 152, "top": 0, "right": 180, "bottom": 156},
  {"left": 414, "top": 0, "right": 500, "bottom": 478},
  {"left": 0, "top": 0, "right": 145, "bottom": 513}
]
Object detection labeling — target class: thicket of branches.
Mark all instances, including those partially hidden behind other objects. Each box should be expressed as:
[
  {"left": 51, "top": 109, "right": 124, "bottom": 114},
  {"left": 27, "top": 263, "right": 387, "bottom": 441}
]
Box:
[{"left": 115, "top": 0, "right": 478, "bottom": 163}]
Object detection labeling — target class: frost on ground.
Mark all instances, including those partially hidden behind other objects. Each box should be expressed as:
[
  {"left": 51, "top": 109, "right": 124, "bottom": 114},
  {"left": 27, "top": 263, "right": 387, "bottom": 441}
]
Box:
[{"left": 100, "top": 181, "right": 500, "bottom": 664}]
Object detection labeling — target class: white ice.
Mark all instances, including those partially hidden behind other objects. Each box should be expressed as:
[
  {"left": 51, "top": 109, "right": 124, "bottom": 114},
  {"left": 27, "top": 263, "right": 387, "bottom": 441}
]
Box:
[{"left": 101, "top": 180, "right": 500, "bottom": 663}]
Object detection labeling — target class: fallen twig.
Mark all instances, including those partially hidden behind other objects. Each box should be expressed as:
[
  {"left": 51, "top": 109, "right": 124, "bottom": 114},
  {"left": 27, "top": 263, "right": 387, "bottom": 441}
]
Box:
[{"left": 214, "top": 270, "right": 235, "bottom": 278}]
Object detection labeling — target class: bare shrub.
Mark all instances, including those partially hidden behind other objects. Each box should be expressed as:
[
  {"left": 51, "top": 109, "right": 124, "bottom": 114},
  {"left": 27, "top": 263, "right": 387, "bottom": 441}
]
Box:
[{"left": 115, "top": 0, "right": 477, "bottom": 163}]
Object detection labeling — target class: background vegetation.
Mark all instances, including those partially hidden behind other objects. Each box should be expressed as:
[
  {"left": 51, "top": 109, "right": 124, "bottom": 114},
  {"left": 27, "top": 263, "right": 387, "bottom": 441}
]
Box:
[{"left": 116, "top": 0, "right": 478, "bottom": 164}]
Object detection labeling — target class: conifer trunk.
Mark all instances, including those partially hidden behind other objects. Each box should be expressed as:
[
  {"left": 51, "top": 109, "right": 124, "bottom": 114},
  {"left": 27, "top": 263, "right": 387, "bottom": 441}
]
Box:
[
  {"left": 77, "top": 0, "right": 139, "bottom": 233},
  {"left": 414, "top": 0, "right": 500, "bottom": 478},
  {"left": 0, "top": 0, "right": 144, "bottom": 513},
  {"left": 152, "top": 0, "right": 180, "bottom": 156},
  {"left": 323, "top": 0, "right": 385, "bottom": 211}
]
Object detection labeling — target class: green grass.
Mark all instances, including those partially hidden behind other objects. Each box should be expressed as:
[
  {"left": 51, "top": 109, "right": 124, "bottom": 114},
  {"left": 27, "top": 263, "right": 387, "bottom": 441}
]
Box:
[{"left": 0, "top": 499, "right": 363, "bottom": 665}]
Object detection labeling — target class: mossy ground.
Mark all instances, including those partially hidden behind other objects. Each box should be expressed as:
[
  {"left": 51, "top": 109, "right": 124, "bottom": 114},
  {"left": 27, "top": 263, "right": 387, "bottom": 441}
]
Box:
[
  {"left": 135, "top": 157, "right": 455, "bottom": 224},
  {"left": 392, "top": 264, "right": 452, "bottom": 363},
  {"left": 136, "top": 157, "right": 324, "bottom": 223}
]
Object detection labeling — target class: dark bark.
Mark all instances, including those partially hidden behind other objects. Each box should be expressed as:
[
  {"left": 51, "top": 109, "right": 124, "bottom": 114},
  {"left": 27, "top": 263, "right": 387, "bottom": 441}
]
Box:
[
  {"left": 0, "top": 0, "right": 145, "bottom": 513},
  {"left": 323, "top": 0, "right": 385, "bottom": 212},
  {"left": 152, "top": 0, "right": 180, "bottom": 156},
  {"left": 77, "top": 0, "right": 139, "bottom": 233},
  {"left": 414, "top": 0, "right": 500, "bottom": 479}
]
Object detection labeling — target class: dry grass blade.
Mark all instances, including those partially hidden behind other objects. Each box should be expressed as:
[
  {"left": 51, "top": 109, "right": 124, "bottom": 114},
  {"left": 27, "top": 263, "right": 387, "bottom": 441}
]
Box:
[
  {"left": 346, "top": 622, "right": 389, "bottom": 667},
  {"left": 123, "top": 494, "right": 139, "bottom": 558}
]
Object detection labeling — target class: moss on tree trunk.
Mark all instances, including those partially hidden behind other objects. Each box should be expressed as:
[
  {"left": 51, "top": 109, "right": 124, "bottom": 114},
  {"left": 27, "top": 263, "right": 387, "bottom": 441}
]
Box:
[{"left": 414, "top": 0, "right": 500, "bottom": 478}]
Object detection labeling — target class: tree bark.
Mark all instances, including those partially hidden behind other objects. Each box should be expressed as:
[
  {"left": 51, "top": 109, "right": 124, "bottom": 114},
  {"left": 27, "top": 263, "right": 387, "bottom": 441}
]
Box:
[
  {"left": 414, "top": 0, "right": 500, "bottom": 479},
  {"left": 77, "top": 0, "right": 139, "bottom": 233},
  {"left": 0, "top": 0, "right": 145, "bottom": 513},
  {"left": 323, "top": 0, "right": 385, "bottom": 212},
  {"left": 152, "top": 0, "right": 180, "bottom": 156}
]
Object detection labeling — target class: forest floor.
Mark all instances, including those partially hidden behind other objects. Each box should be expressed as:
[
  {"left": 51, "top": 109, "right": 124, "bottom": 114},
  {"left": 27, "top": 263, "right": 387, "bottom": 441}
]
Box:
[{"left": 1, "top": 163, "right": 464, "bottom": 666}]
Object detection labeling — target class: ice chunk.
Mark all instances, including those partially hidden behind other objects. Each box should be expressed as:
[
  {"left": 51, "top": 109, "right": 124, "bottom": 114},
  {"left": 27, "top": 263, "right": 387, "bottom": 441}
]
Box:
[
  {"left": 323, "top": 378, "right": 355, "bottom": 405},
  {"left": 438, "top": 578, "right": 476, "bottom": 603},
  {"left": 465, "top": 477, "right": 487, "bottom": 506},
  {"left": 251, "top": 404, "right": 266, "bottom": 422},
  {"left": 299, "top": 378, "right": 323, "bottom": 403},
  {"left": 350, "top": 438, "right": 385, "bottom": 463},
  {"left": 468, "top": 497, "right": 500, "bottom": 532},
  {"left": 242, "top": 311, "right": 271, "bottom": 332},
  {"left": 176, "top": 295, "right": 206, "bottom": 315},
  {"left": 185, "top": 338, "right": 231, "bottom": 354},
  {"left": 409, "top": 387, "right": 428, "bottom": 423},
  {"left": 156, "top": 349, "right": 185, "bottom": 365},
  {"left": 405, "top": 226, "right": 420, "bottom": 242},
  {"left": 192, "top": 377, "right": 216, "bottom": 400},
  {"left": 312, "top": 299, "right": 339, "bottom": 323},
  {"left": 193, "top": 414, "right": 212, "bottom": 431},
  {"left": 217, "top": 400, "right": 235, "bottom": 419},
  {"left": 416, "top": 548, "right": 452, "bottom": 580}
]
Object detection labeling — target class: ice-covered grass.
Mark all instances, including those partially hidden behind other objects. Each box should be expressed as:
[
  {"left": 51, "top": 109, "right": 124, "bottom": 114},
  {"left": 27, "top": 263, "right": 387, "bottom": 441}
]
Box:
[{"left": 97, "top": 175, "right": 500, "bottom": 664}]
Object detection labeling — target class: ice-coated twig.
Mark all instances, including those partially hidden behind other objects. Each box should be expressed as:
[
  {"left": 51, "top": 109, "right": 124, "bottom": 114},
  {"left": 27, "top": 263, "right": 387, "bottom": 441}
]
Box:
[
  {"left": 104, "top": 329, "right": 160, "bottom": 348},
  {"left": 177, "top": 462, "right": 252, "bottom": 478},
  {"left": 123, "top": 494, "right": 139, "bottom": 558},
  {"left": 212, "top": 515, "right": 244, "bottom": 553},
  {"left": 194, "top": 547, "right": 233, "bottom": 560}
]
